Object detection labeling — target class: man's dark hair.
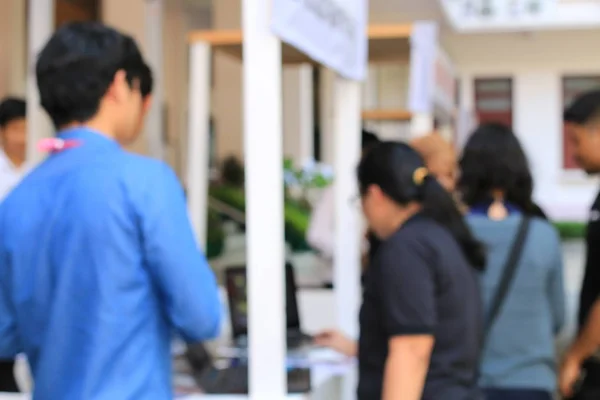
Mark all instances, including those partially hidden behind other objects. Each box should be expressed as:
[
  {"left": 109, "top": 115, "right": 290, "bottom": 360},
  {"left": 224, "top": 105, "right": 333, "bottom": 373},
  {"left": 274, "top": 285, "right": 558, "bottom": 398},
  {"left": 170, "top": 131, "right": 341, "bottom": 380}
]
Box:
[
  {"left": 0, "top": 98, "right": 26, "bottom": 128},
  {"left": 140, "top": 63, "right": 153, "bottom": 99},
  {"left": 35, "top": 22, "right": 146, "bottom": 128},
  {"left": 361, "top": 129, "right": 380, "bottom": 151},
  {"left": 563, "top": 90, "right": 600, "bottom": 125}
]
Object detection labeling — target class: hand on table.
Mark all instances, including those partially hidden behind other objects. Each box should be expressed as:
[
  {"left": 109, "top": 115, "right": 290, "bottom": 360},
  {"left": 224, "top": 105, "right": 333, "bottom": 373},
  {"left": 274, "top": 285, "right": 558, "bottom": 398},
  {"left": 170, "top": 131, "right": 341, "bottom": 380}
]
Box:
[
  {"left": 313, "top": 330, "right": 357, "bottom": 357},
  {"left": 559, "top": 352, "right": 583, "bottom": 398}
]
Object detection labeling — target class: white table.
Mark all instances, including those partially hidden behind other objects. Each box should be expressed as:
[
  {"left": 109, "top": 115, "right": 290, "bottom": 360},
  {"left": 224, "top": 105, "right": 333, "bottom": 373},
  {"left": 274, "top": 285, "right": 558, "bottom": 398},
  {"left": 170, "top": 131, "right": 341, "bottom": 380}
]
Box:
[{"left": 1, "top": 350, "right": 354, "bottom": 400}]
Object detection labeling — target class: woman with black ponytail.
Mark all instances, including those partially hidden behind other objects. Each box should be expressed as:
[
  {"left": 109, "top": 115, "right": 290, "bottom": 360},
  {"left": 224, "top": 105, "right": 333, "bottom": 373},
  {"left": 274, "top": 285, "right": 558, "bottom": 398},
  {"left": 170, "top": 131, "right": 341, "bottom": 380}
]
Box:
[{"left": 316, "top": 141, "right": 485, "bottom": 400}]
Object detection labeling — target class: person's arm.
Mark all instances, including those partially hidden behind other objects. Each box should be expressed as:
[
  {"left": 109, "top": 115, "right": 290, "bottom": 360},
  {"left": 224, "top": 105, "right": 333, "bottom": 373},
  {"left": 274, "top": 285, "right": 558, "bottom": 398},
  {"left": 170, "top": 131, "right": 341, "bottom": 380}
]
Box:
[
  {"left": 384, "top": 335, "right": 434, "bottom": 400},
  {"left": 140, "top": 163, "right": 221, "bottom": 342},
  {"left": 548, "top": 228, "right": 566, "bottom": 334},
  {"left": 568, "top": 299, "right": 600, "bottom": 365},
  {"left": 306, "top": 187, "right": 335, "bottom": 258},
  {"left": 378, "top": 240, "right": 436, "bottom": 400},
  {"left": 0, "top": 217, "right": 20, "bottom": 359},
  {"left": 561, "top": 298, "right": 600, "bottom": 397}
]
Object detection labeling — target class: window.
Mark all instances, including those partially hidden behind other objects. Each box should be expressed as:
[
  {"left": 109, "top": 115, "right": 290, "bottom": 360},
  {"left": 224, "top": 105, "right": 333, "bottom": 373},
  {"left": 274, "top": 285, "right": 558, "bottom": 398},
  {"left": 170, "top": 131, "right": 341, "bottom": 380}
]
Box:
[
  {"left": 474, "top": 78, "right": 513, "bottom": 127},
  {"left": 55, "top": 0, "right": 100, "bottom": 28},
  {"left": 563, "top": 76, "right": 600, "bottom": 169}
]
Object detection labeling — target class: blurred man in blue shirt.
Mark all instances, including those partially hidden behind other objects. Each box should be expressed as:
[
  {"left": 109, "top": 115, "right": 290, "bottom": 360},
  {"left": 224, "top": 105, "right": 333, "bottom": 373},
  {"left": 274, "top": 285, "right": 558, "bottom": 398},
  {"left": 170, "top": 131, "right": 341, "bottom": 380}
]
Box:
[{"left": 0, "top": 22, "right": 221, "bottom": 400}]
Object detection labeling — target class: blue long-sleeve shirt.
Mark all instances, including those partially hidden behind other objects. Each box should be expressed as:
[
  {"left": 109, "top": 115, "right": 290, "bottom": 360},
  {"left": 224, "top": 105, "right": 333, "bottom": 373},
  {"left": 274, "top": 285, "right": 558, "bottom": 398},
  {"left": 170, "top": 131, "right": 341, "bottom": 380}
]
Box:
[
  {"left": 0, "top": 127, "right": 221, "bottom": 400},
  {"left": 467, "top": 214, "right": 565, "bottom": 392}
]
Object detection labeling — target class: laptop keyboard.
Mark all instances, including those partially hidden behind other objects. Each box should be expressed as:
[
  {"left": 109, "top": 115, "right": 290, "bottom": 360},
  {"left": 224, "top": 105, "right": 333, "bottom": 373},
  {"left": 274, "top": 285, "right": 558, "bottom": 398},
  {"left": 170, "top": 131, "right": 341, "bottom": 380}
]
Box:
[
  {"left": 287, "top": 331, "right": 313, "bottom": 349},
  {"left": 235, "top": 331, "right": 314, "bottom": 350},
  {"left": 196, "top": 365, "right": 311, "bottom": 394}
]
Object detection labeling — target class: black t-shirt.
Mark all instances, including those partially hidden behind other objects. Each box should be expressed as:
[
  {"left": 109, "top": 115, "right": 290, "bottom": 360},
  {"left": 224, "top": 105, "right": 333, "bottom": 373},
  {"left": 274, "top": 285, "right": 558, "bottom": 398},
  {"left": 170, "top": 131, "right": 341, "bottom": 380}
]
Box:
[
  {"left": 579, "top": 191, "right": 600, "bottom": 328},
  {"left": 357, "top": 215, "right": 483, "bottom": 400},
  {"left": 367, "top": 231, "right": 381, "bottom": 261}
]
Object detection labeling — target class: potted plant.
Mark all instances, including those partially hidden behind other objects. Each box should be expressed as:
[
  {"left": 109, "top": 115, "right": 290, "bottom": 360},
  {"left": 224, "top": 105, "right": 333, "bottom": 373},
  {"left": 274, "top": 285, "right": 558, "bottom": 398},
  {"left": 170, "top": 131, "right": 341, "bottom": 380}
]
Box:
[
  {"left": 283, "top": 158, "right": 334, "bottom": 208},
  {"left": 205, "top": 209, "right": 225, "bottom": 259}
]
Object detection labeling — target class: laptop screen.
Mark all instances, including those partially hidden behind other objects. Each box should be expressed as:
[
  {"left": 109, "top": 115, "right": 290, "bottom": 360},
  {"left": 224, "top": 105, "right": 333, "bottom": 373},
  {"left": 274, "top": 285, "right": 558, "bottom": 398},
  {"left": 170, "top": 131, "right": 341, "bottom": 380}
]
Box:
[{"left": 225, "top": 263, "right": 300, "bottom": 339}]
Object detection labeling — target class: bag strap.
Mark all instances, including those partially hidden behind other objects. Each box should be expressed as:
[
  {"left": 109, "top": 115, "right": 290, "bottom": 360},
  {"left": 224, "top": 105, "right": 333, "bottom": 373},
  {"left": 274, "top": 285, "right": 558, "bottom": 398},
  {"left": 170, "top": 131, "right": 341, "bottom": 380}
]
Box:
[
  {"left": 484, "top": 216, "right": 531, "bottom": 337},
  {"left": 466, "top": 216, "right": 531, "bottom": 392}
]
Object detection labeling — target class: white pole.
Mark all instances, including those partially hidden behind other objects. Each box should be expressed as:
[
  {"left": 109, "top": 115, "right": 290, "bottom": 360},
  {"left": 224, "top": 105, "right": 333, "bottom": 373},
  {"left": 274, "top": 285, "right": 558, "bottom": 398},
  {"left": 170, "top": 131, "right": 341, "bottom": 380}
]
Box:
[
  {"left": 333, "top": 74, "right": 362, "bottom": 339},
  {"left": 144, "top": 0, "right": 165, "bottom": 160},
  {"left": 186, "top": 42, "right": 211, "bottom": 249},
  {"left": 333, "top": 73, "right": 362, "bottom": 400},
  {"left": 242, "top": 0, "right": 286, "bottom": 398},
  {"left": 410, "top": 112, "right": 434, "bottom": 137},
  {"left": 26, "top": 0, "right": 54, "bottom": 166}
]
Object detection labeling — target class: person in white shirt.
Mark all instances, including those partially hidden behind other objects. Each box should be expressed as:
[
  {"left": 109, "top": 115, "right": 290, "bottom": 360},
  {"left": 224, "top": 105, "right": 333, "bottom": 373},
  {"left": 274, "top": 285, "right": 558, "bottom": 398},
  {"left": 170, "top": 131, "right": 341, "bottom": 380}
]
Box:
[
  {"left": 0, "top": 97, "right": 28, "bottom": 202},
  {"left": 0, "top": 97, "right": 27, "bottom": 392},
  {"left": 306, "top": 130, "right": 381, "bottom": 284}
]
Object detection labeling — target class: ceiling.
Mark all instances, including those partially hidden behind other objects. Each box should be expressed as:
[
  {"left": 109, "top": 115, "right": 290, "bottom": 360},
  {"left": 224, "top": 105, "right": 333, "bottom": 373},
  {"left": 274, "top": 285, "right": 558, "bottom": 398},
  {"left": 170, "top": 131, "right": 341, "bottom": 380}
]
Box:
[{"left": 370, "top": 0, "right": 442, "bottom": 15}]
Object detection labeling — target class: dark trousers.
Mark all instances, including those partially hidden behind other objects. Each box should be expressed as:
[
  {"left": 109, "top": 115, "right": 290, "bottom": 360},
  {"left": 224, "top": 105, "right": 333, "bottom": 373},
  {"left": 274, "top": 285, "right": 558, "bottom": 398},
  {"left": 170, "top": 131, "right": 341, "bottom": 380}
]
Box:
[
  {"left": 0, "top": 360, "right": 19, "bottom": 392},
  {"left": 484, "top": 388, "right": 552, "bottom": 400}
]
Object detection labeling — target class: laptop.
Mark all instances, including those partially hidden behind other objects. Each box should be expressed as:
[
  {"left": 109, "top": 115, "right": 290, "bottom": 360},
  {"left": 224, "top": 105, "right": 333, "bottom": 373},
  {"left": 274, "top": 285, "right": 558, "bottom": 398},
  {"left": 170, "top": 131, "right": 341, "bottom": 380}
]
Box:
[
  {"left": 225, "top": 262, "right": 313, "bottom": 349},
  {"left": 185, "top": 342, "right": 311, "bottom": 394}
]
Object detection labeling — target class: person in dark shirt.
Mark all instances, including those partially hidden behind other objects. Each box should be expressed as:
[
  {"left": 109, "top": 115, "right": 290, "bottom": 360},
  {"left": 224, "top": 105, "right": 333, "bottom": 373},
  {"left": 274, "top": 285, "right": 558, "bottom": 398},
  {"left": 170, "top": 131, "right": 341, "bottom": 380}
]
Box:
[
  {"left": 317, "top": 141, "right": 486, "bottom": 400},
  {"left": 459, "top": 123, "right": 565, "bottom": 400},
  {"left": 559, "top": 90, "right": 600, "bottom": 399}
]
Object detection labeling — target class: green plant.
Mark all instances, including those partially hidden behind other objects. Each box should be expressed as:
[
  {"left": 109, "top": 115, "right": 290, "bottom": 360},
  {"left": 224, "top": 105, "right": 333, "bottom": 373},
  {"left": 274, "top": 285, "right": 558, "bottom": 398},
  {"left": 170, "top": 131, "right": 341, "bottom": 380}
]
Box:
[
  {"left": 206, "top": 209, "right": 225, "bottom": 259},
  {"left": 283, "top": 158, "right": 334, "bottom": 189},
  {"left": 221, "top": 155, "right": 245, "bottom": 187},
  {"left": 209, "top": 185, "right": 311, "bottom": 251},
  {"left": 553, "top": 221, "right": 586, "bottom": 240}
]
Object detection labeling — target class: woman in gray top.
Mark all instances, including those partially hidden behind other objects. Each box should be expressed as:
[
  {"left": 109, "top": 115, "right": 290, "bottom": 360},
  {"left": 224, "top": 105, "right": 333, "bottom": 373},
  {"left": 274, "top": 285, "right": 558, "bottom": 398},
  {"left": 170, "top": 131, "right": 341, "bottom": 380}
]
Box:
[{"left": 458, "top": 123, "right": 566, "bottom": 400}]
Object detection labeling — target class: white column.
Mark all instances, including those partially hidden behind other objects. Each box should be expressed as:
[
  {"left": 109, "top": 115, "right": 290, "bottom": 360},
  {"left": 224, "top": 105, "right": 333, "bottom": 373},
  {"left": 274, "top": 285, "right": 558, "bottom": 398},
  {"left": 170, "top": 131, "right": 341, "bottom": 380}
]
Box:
[
  {"left": 407, "top": 22, "right": 438, "bottom": 140},
  {"left": 144, "top": 0, "right": 165, "bottom": 160},
  {"left": 410, "top": 113, "right": 434, "bottom": 137},
  {"left": 186, "top": 42, "right": 211, "bottom": 249},
  {"left": 242, "top": 0, "right": 286, "bottom": 398},
  {"left": 26, "top": 0, "right": 54, "bottom": 165},
  {"left": 333, "top": 74, "right": 362, "bottom": 338},
  {"left": 333, "top": 74, "right": 362, "bottom": 400}
]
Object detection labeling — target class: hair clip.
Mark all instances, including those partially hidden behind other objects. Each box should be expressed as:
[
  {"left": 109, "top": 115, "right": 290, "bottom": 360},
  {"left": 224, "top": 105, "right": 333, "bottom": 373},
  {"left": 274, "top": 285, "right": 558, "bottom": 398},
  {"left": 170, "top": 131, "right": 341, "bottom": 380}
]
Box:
[
  {"left": 412, "top": 167, "right": 429, "bottom": 186},
  {"left": 37, "top": 138, "right": 81, "bottom": 153}
]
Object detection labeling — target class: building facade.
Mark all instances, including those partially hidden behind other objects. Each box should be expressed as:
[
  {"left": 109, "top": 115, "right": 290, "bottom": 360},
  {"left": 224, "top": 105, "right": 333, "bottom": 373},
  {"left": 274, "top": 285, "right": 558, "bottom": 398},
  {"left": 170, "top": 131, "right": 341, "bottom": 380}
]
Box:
[{"left": 2, "top": 0, "right": 598, "bottom": 221}]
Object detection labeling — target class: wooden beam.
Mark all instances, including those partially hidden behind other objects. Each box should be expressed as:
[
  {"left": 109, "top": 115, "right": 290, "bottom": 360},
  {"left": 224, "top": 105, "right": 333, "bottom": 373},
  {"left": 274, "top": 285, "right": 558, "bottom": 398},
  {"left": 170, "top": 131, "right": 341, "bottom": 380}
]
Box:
[
  {"left": 362, "top": 109, "right": 412, "bottom": 121},
  {"left": 188, "top": 29, "right": 243, "bottom": 45},
  {"left": 367, "top": 24, "right": 412, "bottom": 39},
  {"left": 188, "top": 23, "right": 414, "bottom": 44}
]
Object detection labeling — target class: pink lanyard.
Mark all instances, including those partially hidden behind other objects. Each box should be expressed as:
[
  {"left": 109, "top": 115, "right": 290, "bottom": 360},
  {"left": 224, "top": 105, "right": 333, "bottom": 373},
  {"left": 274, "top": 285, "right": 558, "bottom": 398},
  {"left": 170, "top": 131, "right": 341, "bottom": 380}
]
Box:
[{"left": 37, "top": 138, "right": 82, "bottom": 153}]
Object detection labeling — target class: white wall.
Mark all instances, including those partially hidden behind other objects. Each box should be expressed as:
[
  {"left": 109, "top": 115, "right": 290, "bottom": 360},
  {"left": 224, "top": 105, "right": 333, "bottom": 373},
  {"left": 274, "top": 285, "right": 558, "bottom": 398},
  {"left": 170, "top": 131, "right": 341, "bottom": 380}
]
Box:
[
  {"left": 442, "top": 29, "right": 600, "bottom": 221},
  {"left": 0, "top": 0, "right": 26, "bottom": 97},
  {"left": 362, "top": 64, "right": 412, "bottom": 142}
]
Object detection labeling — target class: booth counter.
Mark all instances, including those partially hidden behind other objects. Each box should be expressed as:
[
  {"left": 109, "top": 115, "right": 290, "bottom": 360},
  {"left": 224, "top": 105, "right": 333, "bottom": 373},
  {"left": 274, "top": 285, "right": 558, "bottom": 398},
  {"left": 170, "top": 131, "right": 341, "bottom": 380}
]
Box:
[{"left": 0, "top": 360, "right": 351, "bottom": 400}]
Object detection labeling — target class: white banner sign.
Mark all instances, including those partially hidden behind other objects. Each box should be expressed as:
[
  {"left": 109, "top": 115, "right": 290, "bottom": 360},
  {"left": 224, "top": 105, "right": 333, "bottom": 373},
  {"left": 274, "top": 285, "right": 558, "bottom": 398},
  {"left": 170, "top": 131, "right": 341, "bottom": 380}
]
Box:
[
  {"left": 433, "top": 48, "right": 457, "bottom": 115},
  {"left": 271, "top": 0, "right": 369, "bottom": 81},
  {"left": 407, "top": 21, "right": 438, "bottom": 113}
]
